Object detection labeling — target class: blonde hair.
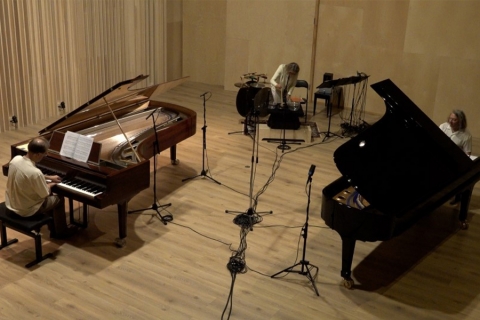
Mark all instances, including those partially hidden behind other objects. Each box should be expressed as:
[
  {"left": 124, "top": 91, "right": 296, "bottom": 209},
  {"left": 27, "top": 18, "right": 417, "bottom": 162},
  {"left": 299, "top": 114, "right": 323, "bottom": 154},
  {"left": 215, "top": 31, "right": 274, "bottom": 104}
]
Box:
[{"left": 286, "top": 62, "right": 300, "bottom": 74}]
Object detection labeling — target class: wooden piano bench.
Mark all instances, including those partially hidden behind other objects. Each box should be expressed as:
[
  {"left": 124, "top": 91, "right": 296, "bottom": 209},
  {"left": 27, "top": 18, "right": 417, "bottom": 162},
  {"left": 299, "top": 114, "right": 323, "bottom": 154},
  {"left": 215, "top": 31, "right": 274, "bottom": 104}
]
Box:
[{"left": 0, "top": 202, "right": 54, "bottom": 268}]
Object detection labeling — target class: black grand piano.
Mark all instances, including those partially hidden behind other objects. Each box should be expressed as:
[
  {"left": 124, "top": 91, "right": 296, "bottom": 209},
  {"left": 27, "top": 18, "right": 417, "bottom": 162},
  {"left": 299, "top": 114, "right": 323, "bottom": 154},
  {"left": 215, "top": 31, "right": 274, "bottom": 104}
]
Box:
[
  {"left": 321, "top": 79, "right": 480, "bottom": 288},
  {"left": 2, "top": 75, "right": 196, "bottom": 247}
]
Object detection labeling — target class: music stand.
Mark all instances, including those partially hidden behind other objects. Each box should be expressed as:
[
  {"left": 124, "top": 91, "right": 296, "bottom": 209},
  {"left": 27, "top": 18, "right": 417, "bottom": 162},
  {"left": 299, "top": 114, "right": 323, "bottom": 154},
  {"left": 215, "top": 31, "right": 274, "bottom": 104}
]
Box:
[
  {"left": 342, "top": 73, "right": 370, "bottom": 136},
  {"left": 318, "top": 76, "right": 366, "bottom": 141},
  {"left": 128, "top": 108, "right": 172, "bottom": 224}
]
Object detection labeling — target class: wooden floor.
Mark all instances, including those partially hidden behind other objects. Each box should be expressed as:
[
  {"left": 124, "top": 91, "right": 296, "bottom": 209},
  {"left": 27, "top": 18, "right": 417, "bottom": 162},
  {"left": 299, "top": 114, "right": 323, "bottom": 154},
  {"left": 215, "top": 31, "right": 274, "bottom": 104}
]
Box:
[{"left": 1, "top": 81, "right": 480, "bottom": 320}]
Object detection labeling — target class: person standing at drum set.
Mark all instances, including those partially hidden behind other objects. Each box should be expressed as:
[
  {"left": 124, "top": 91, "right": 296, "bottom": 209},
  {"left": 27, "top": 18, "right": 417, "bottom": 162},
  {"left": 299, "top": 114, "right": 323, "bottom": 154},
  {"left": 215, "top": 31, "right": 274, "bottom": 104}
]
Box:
[{"left": 270, "top": 62, "right": 300, "bottom": 105}]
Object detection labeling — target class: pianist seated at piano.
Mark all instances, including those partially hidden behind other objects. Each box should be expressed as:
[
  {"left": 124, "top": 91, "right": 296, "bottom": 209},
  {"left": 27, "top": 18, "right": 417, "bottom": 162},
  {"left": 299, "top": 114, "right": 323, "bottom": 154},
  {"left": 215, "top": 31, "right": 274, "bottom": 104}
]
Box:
[
  {"left": 5, "top": 137, "right": 77, "bottom": 239},
  {"left": 439, "top": 109, "right": 472, "bottom": 156}
]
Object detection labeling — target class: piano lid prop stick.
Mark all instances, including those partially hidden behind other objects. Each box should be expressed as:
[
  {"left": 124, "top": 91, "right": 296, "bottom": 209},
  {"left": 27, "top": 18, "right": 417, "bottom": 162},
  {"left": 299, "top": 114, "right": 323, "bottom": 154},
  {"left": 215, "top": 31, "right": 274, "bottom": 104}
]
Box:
[{"left": 102, "top": 97, "right": 141, "bottom": 163}]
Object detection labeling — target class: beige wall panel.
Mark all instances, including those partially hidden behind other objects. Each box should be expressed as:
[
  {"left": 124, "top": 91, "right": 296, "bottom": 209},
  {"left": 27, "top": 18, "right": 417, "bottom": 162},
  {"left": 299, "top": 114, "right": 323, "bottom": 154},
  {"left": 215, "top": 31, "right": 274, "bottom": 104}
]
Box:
[
  {"left": 434, "top": 58, "right": 480, "bottom": 137},
  {"left": 167, "top": 20, "right": 184, "bottom": 81},
  {"left": 224, "top": 38, "right": 251, "bottom": 91},
  {"left": 167, "top": 0, "right": 183, "bottom": 80},
  {"left": 361, "top": 0, "right": 409, "bottom": 51},
  {"left": 224, "top": 0, "right": 315, "bottom": 91},
  {"left": 314, "top": 4, "right": 363, "bottom": 83},
  {"left": 311, "top": 0, "right": 480, "bottom": 140},
  {"left": 405, "top": 0, "right": 480, "bottom": 60},
  {"left": 183, "top": 0, "right": 226, "bottom": 85}
]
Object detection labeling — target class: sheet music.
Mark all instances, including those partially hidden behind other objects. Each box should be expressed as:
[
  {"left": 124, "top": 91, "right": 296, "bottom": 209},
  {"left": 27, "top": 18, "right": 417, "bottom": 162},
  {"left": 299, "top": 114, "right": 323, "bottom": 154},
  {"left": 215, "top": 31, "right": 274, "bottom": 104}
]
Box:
[{"left": 60, "top": 131, "right": 94, "bottom": 162}]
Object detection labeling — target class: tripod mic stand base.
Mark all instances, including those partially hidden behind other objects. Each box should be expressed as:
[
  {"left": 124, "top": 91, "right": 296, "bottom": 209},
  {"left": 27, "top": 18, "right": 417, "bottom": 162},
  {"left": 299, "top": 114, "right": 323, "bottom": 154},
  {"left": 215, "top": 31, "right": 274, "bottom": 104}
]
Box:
[
  {"left": 319, "top": 131, "right": 343, "bottom": 142},
  {"left": 128, "top": 202, "right": 173, "bottom": 225},
  {"left": 271, "top": 260, "right": 320, "bottom": 296},
  {"left": 182, "top": 169, "right": 221, "bottom": 184}
]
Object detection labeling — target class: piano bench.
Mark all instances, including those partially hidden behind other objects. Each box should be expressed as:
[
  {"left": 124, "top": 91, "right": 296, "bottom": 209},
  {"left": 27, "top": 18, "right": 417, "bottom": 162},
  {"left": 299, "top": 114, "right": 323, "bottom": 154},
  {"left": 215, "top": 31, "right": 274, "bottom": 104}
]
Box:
[{"left": 0, "top": 202, "right": 54, "bottom": 268}]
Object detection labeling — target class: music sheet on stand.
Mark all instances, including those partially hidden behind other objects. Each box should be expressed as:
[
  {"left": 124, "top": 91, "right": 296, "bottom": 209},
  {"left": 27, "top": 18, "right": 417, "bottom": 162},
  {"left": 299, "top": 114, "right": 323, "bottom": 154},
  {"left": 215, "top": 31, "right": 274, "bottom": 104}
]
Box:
[{"left": 60, "top": 131, "right": 94, "bottom": 162}]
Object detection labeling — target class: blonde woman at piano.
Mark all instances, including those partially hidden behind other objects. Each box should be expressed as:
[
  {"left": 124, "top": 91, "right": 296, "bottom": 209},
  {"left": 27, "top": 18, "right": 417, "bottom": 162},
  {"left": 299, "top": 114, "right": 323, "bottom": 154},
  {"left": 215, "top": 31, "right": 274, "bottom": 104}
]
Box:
[
  {"left": 5, "top": 137, "right": 77, "bottom": 238},
  {"left": 439, "top": 109, "right": 472, "bottom": 156}
]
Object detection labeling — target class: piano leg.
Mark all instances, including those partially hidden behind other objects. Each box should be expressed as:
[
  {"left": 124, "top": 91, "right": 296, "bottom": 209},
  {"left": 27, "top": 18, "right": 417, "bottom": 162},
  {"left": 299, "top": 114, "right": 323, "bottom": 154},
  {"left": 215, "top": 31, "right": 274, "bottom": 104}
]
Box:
[
  {"left": 115, "top": 201, "right": 128, "bottom": 247},
  {"left": 170, "top": 145, "right": 179, "bottom": 165},
  {"left": 341, "top": 237, "right": 356, "bottom": 289},
  {"left": 459, "top": 187, "right": 473, "bottom": 230}
]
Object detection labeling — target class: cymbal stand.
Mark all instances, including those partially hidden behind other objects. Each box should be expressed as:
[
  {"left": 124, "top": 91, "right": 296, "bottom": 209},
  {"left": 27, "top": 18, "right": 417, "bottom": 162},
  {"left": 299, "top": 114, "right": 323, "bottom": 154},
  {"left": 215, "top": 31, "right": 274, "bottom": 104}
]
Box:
[
  {"left": 271, "top": 165, "right": 319, "bottom": 296},
  {"left": 182, "top": 92, "right": 221, "bottom": 184},
  {"left": 225, "top": 110, "right": 272, "bottom": 230},
  {"left": 321, "top": 85, "right": 342, "bottom": 141},
  {"left": 128, "top": 108, "right": 172, "bottom": 224}
]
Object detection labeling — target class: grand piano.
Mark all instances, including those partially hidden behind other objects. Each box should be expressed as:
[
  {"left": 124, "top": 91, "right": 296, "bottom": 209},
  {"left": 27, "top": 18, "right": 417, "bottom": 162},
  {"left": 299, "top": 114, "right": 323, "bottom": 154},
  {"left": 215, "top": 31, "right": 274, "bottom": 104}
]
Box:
[
  {"left": 2, "top": 75, "right": 196, "bottom": 246},
  {"left": 321, "top": 79, "right": 480, "bottom": 288}
]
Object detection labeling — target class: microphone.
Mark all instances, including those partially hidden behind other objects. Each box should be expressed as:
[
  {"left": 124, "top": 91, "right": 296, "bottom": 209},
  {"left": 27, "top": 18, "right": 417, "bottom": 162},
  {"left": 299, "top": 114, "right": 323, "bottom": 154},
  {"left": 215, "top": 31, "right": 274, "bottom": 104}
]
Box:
[
  {"left": 307, "top": 164, "right": 316, "bottom": 183},
  {"left": 146, "top": 108, "right": 159, "bottom": 120},
  {"left": 200, "top": 91, "right": 209, "bottom": 97}
]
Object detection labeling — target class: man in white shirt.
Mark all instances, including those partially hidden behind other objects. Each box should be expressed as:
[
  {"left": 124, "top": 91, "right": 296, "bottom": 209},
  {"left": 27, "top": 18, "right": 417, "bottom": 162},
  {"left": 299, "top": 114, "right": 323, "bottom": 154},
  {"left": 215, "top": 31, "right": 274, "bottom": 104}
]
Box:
[{"left": 5, "top": 137, "right": 76, "bottom": 238}]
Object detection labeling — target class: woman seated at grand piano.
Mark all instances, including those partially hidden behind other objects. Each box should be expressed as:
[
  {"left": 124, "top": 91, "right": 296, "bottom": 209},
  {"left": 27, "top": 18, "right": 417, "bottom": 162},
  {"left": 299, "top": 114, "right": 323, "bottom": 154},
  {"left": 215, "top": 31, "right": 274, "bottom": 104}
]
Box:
[{"left": 439, "top": 109, "right": 472, "bottom": 156}]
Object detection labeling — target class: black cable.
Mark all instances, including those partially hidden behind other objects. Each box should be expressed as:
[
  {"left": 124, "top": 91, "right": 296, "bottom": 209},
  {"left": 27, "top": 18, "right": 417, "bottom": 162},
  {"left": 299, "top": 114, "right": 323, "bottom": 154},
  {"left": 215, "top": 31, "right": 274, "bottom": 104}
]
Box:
[{"left": 221, "top": 270, "right": 237, "bottom": 320}]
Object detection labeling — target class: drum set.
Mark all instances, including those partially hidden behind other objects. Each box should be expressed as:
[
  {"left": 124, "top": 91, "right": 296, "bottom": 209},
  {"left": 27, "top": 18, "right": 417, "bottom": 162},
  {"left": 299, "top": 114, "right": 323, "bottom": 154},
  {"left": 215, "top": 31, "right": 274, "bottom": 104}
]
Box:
[{"left": 235, "top": 72, "right": 272, "bottom": 118}]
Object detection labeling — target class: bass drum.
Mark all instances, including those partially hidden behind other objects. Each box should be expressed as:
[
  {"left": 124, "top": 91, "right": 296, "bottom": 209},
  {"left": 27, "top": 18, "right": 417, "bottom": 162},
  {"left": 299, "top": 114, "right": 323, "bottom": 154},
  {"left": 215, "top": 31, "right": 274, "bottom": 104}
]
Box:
[{"left": 236, "top": 86, "right": 261, "bottom": 117}]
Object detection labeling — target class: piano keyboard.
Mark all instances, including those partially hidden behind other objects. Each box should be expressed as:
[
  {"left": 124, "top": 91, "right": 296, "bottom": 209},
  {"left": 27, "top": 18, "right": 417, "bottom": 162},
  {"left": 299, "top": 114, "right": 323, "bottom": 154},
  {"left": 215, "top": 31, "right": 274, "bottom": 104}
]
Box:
[{"left": 39, "top": 166, "right": 106, "bottom": 199}]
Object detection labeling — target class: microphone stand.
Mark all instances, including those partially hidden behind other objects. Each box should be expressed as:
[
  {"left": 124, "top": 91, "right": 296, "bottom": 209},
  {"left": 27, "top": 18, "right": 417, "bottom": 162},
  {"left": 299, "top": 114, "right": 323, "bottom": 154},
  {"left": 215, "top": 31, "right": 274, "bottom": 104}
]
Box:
[
  {"left": 182, "top": 92, "right": 221, "bottom": 184},
  {"left": 128, "top": 108, "right": 172, "bottom": 224},
  {"left": 271, "top": 165, "right": 319, "bottom": 296},
  {"left": 225, "top": 109, "right": 272, "bottom": 230}
]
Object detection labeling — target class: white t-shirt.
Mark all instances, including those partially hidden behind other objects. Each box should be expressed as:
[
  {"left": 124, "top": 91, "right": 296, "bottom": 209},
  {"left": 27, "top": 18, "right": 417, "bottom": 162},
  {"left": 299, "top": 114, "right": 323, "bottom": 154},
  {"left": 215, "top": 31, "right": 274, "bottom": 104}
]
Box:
[
  {"left": 439, "top": 122, "right": 472, "bottom": 154},
  {"left": 5, "top": 155, "right": 50, "bottom": 217}
]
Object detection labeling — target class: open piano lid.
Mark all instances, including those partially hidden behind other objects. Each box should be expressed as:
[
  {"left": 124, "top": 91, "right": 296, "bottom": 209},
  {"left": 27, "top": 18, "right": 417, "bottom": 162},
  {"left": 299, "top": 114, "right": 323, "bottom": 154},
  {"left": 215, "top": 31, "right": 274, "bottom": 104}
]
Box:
[
  {"left": 333, "top": 79, "right": 473, "bottom": 216},
  {"left": 39, "top": 75, "right": 189, "bottom": 135}
]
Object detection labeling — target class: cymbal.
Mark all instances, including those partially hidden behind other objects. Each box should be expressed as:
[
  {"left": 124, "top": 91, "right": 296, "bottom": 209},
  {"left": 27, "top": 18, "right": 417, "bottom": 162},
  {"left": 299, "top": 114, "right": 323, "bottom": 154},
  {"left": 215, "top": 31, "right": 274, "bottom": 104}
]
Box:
[
  {"left": 234, "top": 82, "right": 247, "bottom": 88},
  {"left": 253, "top": 87, "right": 272, "bottom": 117},
  {"left": 248, "top": 82, "right": 265, "bottom": 88}
]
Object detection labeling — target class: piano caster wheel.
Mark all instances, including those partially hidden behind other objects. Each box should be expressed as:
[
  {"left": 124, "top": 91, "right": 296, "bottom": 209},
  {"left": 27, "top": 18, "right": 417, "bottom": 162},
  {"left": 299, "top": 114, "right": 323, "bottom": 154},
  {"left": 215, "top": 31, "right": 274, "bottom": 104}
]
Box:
[
  {"left": 115, "top": 237, "right": 126, "bottom": 248},
  {"left": 342, "top": 278, "right": 354, "bottom": 289},
  {"left": 461, "top": 221, "right": 469, "bottom": 230},
  {"left": 171, "top": 159, "right": 179, "bottom": 165}
]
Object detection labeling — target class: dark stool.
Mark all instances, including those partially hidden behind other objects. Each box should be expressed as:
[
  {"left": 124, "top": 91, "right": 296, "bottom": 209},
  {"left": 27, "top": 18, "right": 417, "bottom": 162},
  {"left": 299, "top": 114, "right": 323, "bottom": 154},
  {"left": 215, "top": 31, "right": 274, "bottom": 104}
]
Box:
[
  {"left": 313, "top": 88, "right": 332, "bottom": 115},
  {"left": 0, "top": 202, "right": 54, "bottom": 267}
]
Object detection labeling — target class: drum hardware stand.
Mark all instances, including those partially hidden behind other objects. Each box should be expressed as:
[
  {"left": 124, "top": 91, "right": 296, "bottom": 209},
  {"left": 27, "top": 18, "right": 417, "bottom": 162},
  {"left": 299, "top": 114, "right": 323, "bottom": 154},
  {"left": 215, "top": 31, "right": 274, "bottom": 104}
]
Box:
[
  {"left": 182, "top": 92, "right": 221, "bottom": 184},
  {"left": 225, "top": 109, "right": 272, "bottom": 230},
  {"left": 228, "top": 113, "right": 251, "bottom": 136},
  {"left": 128, "top": 108, "right": 172, "bottom": 224},
  {"left": 271, "top": 165, "right": 319, "bottom": 296}
]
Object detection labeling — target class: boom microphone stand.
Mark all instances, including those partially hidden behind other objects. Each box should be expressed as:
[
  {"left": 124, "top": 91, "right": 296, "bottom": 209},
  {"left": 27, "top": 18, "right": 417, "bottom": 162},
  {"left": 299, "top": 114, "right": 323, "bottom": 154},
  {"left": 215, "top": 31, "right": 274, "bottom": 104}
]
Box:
[
  {"left": 225, "top": 109, "right": 272, "bottom": 229},
  {"left": 182, "top": 92, "right": 221, "bottom": 184},
  {"left": 128, "top": 108, "right": 172, "bottom": 224},
  {"left": 271, "top": 165, "right": 319, "bottom": 296}
]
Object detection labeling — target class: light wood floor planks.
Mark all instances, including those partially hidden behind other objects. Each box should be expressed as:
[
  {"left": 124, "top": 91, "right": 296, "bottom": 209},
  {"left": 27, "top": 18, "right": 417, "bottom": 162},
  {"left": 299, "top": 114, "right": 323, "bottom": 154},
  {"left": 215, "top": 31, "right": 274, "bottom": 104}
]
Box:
[{"left": 1, "top": 81, "right": 480, "bottom": 319}]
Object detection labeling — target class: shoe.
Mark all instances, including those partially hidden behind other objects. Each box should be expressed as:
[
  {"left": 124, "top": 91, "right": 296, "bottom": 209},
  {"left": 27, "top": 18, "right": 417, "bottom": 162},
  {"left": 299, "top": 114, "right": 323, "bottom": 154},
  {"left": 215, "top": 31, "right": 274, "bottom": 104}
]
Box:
[{"left": 50, "top": 225, "right": 78, "bottom": 239}]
